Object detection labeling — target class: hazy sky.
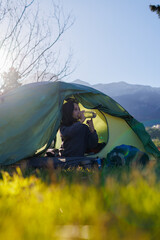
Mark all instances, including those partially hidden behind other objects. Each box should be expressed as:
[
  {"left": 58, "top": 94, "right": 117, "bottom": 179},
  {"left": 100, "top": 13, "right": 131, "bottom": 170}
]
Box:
[{"left": 41, "top": 0, "right": 160, "bottom": 87}]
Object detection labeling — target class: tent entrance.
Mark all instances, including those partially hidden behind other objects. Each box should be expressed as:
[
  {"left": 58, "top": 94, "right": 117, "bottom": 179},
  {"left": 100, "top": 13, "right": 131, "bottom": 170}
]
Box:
[{"left": 54, "top": 104, "right": 109, "bottom": 154}]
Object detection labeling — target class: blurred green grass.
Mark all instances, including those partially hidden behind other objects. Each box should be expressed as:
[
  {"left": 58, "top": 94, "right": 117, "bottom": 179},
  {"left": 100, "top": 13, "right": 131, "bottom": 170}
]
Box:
[{"left": 0, "top": 162, "right": 160, "bottom": 240}]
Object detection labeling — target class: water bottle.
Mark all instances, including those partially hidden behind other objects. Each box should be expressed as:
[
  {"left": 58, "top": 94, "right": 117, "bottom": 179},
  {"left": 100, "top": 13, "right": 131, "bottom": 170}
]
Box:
[{"left": 84, "top": 111, "right": 96, "bottom": 119}]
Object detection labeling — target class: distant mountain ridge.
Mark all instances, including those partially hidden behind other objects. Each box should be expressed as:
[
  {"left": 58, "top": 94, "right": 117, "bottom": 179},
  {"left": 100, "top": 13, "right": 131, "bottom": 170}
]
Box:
[{"left": 72, "top": 79, "right": 160, "bottom": 126}]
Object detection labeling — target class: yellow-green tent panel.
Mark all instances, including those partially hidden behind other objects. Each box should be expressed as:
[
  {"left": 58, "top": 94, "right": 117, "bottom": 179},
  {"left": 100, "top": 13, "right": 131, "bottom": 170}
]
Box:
[{"left": 93, "top": 113, "right": 145, "bottom": 158}]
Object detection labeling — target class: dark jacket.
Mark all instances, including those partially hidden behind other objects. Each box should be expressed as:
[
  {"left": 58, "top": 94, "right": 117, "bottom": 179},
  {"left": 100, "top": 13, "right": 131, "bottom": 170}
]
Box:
[{"left": 60, "top": 122, "right": 98, "bottom": 157}]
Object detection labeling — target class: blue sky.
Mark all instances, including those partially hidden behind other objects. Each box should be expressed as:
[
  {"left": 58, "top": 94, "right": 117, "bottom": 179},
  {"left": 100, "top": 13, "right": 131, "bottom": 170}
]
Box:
[{"left": 42, "top": 0, "right": 160, "bottom": 87}]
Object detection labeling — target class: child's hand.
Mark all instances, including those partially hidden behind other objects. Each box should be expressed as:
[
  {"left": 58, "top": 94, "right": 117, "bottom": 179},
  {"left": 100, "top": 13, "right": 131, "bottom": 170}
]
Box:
[{"left": 86, "top": 119, "right": 95, "bottom": 133}]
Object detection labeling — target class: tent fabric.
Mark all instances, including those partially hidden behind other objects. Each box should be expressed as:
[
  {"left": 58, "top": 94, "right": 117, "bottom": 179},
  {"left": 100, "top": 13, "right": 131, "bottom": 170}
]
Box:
[{"left": 0, "top": 81, "right": 159, "bottom": 166}]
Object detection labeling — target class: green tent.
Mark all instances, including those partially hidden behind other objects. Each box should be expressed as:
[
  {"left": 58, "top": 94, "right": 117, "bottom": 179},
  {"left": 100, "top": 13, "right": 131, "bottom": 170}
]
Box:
[{"left": 0, "top": 81, "right": 159, "bottom": 165}]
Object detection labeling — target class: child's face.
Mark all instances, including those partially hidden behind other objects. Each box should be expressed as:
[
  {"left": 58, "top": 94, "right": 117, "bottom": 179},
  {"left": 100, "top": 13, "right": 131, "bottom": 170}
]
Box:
[{"left": 72, "top": 103, "right": 80, "bottom": 120}]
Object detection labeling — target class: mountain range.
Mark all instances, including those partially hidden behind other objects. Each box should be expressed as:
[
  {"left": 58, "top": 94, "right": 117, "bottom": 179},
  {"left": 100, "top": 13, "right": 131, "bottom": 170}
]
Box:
[{"left": 72, "top": 80, "right": 160, "bottom": 127}]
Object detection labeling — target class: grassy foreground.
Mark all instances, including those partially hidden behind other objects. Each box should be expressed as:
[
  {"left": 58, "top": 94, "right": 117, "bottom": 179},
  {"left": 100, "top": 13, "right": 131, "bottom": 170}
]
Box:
[{"left": 0, "top": 163, "right": 160, "bottom": 240}]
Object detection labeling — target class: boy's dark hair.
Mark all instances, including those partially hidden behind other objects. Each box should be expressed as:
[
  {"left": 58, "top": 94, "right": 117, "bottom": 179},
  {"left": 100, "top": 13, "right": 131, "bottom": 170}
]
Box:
[{"left": 61, "top": 98, "right": 79, "bottom": 126}]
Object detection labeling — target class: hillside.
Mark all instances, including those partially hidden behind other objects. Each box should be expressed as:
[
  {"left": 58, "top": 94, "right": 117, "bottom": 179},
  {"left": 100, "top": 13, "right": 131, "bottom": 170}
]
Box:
[{"left": 72, "top": 80, "right": 160, "bottom": 126}]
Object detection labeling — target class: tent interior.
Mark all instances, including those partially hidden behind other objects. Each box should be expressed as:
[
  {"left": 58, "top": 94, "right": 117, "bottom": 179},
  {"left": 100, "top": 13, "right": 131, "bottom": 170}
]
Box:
[{"left": 55, "top": 99, "right": 146, "bottom": 159}]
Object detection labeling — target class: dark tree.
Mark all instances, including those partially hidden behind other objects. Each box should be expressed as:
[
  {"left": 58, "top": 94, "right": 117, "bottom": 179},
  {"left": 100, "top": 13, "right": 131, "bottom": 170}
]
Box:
[
  {"left": 1, "top": 67, "right": 21, "bottom": 94},
  {"left": 150, "top": 5, "right": 160, "bottom": 18}
]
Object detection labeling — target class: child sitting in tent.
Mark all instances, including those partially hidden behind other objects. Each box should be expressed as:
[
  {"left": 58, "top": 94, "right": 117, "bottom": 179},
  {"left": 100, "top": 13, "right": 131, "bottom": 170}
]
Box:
[{"left": 59, "top": 98, "right": 98, "bottom": 157}]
